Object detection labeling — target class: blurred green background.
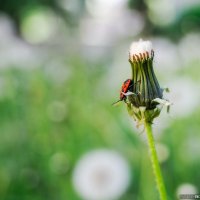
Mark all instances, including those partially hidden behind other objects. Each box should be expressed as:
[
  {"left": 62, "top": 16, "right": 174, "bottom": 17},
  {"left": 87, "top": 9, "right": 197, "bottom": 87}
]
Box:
[{"left": 0, "top": 0, "right": 200, "bottom": 200}]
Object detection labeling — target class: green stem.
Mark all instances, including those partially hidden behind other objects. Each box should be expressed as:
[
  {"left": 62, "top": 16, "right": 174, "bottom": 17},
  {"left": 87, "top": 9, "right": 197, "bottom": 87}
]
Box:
[{"left": 144, "top": 121, "right": 167, "bottom": 200}]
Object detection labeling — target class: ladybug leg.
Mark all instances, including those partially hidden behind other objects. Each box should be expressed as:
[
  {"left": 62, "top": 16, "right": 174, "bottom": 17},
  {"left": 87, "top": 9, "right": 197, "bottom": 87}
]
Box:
[
  {"left": 112, "top": 99, "right": 122, "bottom": 106},
  {"left": 136, "top": 91, "right": 141, "bottom": 95},
  {"left": 128, "top": 80, "right": 141, "bottom": 95}
]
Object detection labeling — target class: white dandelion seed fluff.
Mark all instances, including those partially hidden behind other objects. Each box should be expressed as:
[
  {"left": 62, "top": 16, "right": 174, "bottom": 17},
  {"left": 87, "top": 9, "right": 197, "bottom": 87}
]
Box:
[
  {"left": 129, "top": 39, "right": 152, "bottom": 57},
  {"left": 72, "top": 149, "right": 131, "bottom": 200}
]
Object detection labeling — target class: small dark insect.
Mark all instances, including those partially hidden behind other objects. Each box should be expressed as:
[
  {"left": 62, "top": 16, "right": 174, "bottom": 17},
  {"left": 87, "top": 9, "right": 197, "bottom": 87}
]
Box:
[{"left": 112, "top": 79, "right": 133, "bottom": 105}]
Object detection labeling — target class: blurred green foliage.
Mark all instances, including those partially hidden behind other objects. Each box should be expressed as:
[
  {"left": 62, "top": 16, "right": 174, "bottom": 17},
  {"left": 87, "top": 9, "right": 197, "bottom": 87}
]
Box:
[
  {"left": 0, "top": 59, "right": 200, "bottom": 200},
  {"left": 0, "top": 0, "right": 200, "bottom": 200}
]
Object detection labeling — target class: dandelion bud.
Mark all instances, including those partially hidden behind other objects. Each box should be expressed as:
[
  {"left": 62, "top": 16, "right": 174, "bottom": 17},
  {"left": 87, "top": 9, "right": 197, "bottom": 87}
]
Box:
[
  {"left": 126, "top": 39, "right": 170, "bottom": 124},
  {"left": 128, "top": 39, "right": 163, "bottom": 109}
]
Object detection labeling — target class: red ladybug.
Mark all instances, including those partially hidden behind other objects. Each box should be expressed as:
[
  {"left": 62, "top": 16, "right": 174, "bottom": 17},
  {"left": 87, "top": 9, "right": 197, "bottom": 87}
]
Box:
[
  {"left": 120, "top": 79, "right": 133, "bottom": 100},
  {"left": 112, "top": 79, "right": 133, "bottom": 105}
]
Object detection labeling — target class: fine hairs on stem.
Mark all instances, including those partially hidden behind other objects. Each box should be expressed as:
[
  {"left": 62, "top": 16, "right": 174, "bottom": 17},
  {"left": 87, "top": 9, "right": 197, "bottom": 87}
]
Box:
[{"left": 145, "top": 121, "right": 167, "bottom": 200}]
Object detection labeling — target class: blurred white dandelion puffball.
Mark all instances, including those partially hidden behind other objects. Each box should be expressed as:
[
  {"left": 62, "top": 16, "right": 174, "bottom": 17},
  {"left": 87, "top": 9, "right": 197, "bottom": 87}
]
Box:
[
  {"left": 72, "top": 149, "right": 131, "bottom": 200},
  {"left": 176, "top": 183, "right": 198, "bottom": 199},
  {"left": 165, "top": 78, "right": 199, "bottom": 117}
]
